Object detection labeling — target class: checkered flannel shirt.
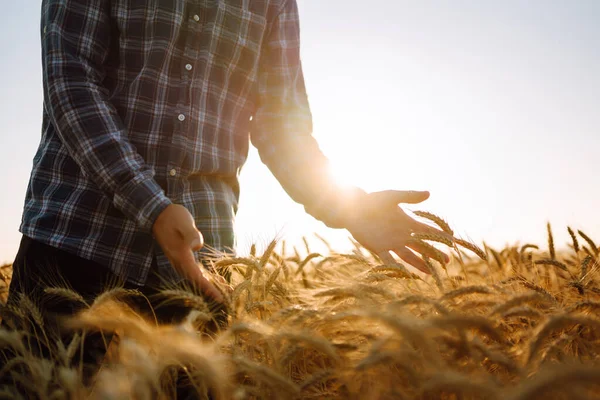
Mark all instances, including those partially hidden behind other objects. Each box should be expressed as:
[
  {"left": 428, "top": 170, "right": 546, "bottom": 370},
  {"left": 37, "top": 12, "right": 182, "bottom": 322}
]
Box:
[{"left": 21, "top": 0, "right": 367, "bottom": 285}]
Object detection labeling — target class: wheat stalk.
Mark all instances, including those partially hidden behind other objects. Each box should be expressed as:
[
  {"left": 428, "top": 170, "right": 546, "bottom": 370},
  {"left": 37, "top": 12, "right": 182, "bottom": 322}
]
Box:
[
  {"left": 430, "top": 315, "right": 505, "bottom": 343},
  {"left": 441, "top": 285, "right": 494, "bottom": 301},
  {"left": 412, "top": 232, "right": 454, "bottom": 247},
  {"left": 419, "top": 371, "right": 499, "bottom": 400},
  {"left": 424, "top": 256, "right": 445, "bottom": 292},
  {"left": 527, "top": 314, "right": 600, "bottom": 366},
  {"left": 533, "top": 259, "right": 568, "bottom": 272},
  {"left": 407, "top": 239, "right": 447, "bottom": 266},
  {"left": 490, "top": 293, "right": 554, "bottom": 316},
  {"left": 233, "top": 355, "right": 300, "bottom": 395},
  {"left": 413, "top": 211, "right": 454, "bottom": 235},
  {"left": 454, "top": 239, "right": 488, "bottom": 261},
  {"left": 509, "top": 365, "right": 600, "bottom": 400},
  {"left": 567, "top": 227, "right": 580, "bottom": 254},
  {"left": 578, "top": 230, "right": 598, "bottom": 256},
  {"left": 547, "top": 223, "right": 556, "bottom": 260}
]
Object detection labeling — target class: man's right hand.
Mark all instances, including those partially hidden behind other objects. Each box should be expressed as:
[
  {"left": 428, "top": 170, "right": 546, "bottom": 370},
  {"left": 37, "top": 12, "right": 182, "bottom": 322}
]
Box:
[{"left": 152, "top": 204, "right": 224, "bottom": 303}]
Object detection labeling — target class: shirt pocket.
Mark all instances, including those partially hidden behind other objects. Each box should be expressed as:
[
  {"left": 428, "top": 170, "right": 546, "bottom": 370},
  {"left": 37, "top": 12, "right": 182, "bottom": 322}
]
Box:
[{"left": 212, "top": 2, "right": 268, "bottom": 76}]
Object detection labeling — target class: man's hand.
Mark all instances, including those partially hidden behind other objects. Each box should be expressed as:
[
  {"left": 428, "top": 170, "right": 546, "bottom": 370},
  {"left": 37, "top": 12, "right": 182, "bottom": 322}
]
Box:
[
  {"left": 152, "top": 204, "right": 224, "bottom": 303},
  {"left": 344, "top": 190, "right": 450, "bottom": 274}
]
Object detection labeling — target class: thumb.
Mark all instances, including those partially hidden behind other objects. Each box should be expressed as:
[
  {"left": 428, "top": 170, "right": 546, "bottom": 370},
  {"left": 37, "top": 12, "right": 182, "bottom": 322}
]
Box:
[
  {"left": 181, "top": 224, "right": 204, "bottom": 251},
  {"left": 370, "top": 190, "right": 430, "bottom": 206},
  {"left": 190, "top": 231, "right": 204, "bottom": 251}
]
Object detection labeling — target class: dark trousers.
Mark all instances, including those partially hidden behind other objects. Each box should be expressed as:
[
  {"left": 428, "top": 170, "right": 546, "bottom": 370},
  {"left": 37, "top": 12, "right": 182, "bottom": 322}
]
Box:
[{"left": 1, "top": 235, "right": 225, "bottom": 398}]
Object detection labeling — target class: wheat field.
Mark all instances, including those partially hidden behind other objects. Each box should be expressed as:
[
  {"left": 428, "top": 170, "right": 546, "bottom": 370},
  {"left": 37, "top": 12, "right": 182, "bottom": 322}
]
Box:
[{"left": 2, "top": 219, "right": 600, "bottom": 399}]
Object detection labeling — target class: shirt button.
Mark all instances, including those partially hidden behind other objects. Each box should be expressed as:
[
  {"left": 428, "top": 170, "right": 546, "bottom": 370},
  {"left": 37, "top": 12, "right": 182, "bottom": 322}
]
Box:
[
  {"left": 193, "top": 14, "right": 200, "bottom": 22},
  {"left": 185, "top": 64, "right": 193, "bottom": 71},
  {"left": 177, "top": 114, "right": 185, "bottom": 121},
  {"left": 169, "top": 169, "right": 177, "bottom": 177}
]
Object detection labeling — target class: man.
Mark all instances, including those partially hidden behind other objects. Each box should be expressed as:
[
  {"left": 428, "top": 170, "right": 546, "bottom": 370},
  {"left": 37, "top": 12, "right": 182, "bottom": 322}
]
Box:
[{"left": 8, "top": 0, "right": 445, "bottom": 335}]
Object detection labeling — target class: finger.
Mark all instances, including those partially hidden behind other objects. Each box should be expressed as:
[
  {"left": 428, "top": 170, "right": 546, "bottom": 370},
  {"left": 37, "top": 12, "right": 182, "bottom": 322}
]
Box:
[
  {"left": 394, "top": 248, "right": 431, "bottom": 274},
  {"left": 377, "top": 251, "right": 397, "bottom": 266},
  {"left": 217, "top": 282, "right": 234, "bottom": 295},
  {"left": 188, "top": 266, "right": 224, "bottom": 303},
  {"left": 178, "top": 221, "right": 204, "bottom": 250},
  {"left": 196, "top": 271, "right": 225, "bottom": 303},
  {"left": 211, "top": 274, "right": 234, "bottom": 294},
  {"left": 371, "top": 190, "right": 430, "bottom": 206},
  {"left": 214, "top": 274, "right": 232, "bottom": 289},
  {"left": 190, "top": 230, "right": 204, "bottom": 251},
  {"left": 177, "top": 250, "right": 224, "bottom": 303},
  {"left": 213, "top": 274, "right": 228, "bottom": 285}
]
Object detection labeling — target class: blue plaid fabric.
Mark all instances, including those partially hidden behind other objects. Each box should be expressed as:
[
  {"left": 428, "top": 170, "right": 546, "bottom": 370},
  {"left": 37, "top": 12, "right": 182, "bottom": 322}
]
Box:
[{"left": 21, "top": 0, "right": 366, "bottom": 285}]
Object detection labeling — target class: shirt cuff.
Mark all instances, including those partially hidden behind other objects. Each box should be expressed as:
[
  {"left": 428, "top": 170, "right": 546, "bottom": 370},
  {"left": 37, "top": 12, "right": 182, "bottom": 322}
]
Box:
[{"left": 113, "top": 176, "right": 172, "bottom": 231}]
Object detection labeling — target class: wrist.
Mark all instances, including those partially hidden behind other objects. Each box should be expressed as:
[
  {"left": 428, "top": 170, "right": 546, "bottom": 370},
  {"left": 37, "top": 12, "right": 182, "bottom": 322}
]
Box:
[
  {"left": 340, "top": 188, "right": 371, "bottom": 232},
  {"left": 311, "top": 185, "right": 370, "bottom": 230}
]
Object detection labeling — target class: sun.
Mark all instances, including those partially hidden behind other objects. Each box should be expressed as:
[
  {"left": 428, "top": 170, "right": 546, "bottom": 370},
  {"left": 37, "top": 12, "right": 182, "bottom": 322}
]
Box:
[{"left": 317, "top": 134, "right": 388, "bottom": 195}]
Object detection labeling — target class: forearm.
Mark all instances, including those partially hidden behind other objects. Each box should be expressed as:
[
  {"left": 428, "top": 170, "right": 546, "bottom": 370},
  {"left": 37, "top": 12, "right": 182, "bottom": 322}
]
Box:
[
  {"left": 250, "top": 0, "right": 367, "bottom": 229},
  {"left": 42, "top": 0, "right": 171, "bottom": 230},
  {"left": 256, "top": 132, "right": 367, "bottom": 229}
]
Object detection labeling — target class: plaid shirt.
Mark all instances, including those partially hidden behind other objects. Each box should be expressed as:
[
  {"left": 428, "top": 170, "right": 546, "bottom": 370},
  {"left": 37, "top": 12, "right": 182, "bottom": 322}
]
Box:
[{"left": 21, "top": 0, "right": 366, "bottom": 285}]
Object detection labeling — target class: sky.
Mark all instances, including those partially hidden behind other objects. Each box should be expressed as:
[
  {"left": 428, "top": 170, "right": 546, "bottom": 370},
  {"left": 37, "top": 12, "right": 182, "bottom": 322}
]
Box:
[{"left": 0, "top": 1, "right": 599, "bottom": 264}]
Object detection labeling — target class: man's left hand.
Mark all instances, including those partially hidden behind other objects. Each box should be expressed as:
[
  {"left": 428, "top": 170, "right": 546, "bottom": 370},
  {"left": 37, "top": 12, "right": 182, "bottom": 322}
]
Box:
[{"left": 344, "top": 190, "right": 450, "bottom": 274}]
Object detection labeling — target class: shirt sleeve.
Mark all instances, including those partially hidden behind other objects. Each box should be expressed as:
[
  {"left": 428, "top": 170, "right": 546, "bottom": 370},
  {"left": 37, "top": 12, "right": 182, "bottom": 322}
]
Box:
[
  {"left": 41, "top": 0, "right": 171, "bottom": 231},
  {"left": 250, "top": 0, "right": 368, "bottom": 229}
]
